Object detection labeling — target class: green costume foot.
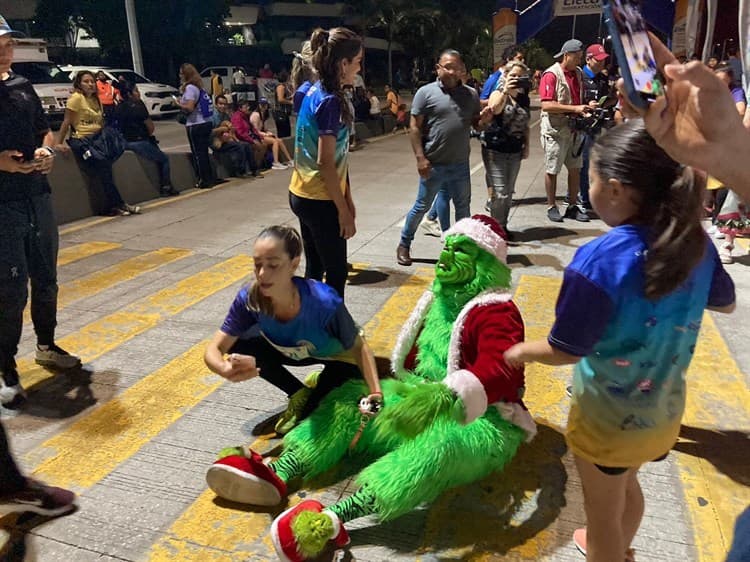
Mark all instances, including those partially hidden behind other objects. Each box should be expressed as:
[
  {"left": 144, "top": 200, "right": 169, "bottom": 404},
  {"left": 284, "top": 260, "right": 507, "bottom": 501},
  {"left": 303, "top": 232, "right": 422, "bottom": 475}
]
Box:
[
  {"left": 303, "top": 369, "right": 321, "bottom": 388},
  {"left": 275, "top": 387, "right": 312, "bottom": 435}
]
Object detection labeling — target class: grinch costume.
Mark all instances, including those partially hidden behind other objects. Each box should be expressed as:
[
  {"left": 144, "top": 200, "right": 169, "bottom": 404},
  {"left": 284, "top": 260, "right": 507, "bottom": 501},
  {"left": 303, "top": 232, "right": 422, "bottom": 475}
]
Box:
[{"left": 206, "top": 215, "right": 536, "bottom": 561}]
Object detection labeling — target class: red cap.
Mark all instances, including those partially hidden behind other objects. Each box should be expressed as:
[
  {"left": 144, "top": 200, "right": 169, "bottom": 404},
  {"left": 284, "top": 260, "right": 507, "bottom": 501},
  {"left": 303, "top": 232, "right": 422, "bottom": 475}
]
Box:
[{"left": 586, "top": 44, "right": 609, "bottom": 61}]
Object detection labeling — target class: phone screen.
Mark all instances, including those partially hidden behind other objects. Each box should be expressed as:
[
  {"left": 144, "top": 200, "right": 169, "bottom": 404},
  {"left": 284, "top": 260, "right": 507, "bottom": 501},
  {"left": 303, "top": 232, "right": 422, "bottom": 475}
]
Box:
[{"left": 609, "top": 0, "right": 661, "bottom": 97}]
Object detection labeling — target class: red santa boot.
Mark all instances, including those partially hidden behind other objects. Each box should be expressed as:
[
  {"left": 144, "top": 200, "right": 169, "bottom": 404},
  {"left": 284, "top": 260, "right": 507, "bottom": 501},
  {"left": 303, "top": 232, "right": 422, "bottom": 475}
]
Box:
[
  {"left": 271, "top": 499, "right": 350, "bottom": 562},
  {"left": 205, "top": 448, "right": 287, "bottom": 505}
]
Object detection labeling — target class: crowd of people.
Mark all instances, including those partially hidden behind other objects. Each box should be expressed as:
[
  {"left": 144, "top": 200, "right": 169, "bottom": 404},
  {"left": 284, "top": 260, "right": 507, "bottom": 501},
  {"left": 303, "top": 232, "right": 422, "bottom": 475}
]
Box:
[{"left": 2, "top": 11, "right": 750, "bottom": 562}]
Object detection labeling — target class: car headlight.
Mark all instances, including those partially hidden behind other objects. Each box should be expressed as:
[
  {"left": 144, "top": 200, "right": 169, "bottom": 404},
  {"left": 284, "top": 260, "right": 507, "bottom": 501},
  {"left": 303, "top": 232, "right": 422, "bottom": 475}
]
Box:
[
  {"left": 144, "top": 92, "right": 159, "bottom": 98},
  {"left": 40, "top": 96, "right": 56, "bottom": 106}
]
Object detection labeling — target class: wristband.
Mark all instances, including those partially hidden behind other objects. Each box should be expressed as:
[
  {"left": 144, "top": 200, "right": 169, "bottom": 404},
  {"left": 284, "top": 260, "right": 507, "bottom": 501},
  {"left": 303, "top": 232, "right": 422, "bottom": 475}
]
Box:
[{"left": 42, "top": 146, "right": 56, "bottom": 156}]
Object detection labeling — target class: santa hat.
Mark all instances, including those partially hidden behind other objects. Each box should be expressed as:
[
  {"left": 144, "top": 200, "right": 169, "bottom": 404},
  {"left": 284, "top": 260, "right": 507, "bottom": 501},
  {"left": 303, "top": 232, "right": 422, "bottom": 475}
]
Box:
[{"left": 444, "top": 214, "right": 508, "bottom": 264}]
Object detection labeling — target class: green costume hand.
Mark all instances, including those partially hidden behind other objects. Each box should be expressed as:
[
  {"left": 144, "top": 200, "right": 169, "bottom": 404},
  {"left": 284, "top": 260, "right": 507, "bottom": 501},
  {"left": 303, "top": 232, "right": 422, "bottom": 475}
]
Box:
[{"left": 374, "top": 382, "right": 466, "bottom": 439}]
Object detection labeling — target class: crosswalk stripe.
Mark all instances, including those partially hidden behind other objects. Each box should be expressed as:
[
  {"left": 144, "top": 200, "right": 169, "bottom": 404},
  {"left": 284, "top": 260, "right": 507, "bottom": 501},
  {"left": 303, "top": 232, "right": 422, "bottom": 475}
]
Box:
[
  {"left": 678, "top": 312, "right": 750, "bottom": 560},
  {"left": 24, "top": 248, "right": 192, "bottom": 323},
  {"left": 16, "top": 255, "right": 254, "bottom": 392},
  {"left": 145, "top": 268, "right": 435, "bottom": 562},
  {"left": 56, "top": 241, "right": 121, "bottom": 266}
]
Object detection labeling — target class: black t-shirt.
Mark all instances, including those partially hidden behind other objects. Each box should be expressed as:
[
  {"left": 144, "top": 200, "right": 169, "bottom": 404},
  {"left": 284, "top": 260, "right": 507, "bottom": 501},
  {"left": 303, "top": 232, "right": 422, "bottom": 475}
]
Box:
[
  {"left": 582, "top": 67, "right": 610, "bottom": 104},
  {"left": 0, "top": 72, "right": 51, "bottom": 201},
  {"left": 115, "top": 99, "right": 150, "bottom": 142}
]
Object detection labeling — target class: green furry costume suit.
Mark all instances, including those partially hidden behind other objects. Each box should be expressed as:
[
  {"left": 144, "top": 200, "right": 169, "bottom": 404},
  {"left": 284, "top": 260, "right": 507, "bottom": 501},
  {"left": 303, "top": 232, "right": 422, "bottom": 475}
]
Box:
[{"left": 278, "top": 218, "right": 535, "bottom": 521}]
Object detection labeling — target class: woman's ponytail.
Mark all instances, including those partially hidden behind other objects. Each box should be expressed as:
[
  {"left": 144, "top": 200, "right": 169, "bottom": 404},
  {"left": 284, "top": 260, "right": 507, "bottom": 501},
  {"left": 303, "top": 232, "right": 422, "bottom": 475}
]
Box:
[{"left": 592, "top": 120, "right": 706, "bottom": 300}]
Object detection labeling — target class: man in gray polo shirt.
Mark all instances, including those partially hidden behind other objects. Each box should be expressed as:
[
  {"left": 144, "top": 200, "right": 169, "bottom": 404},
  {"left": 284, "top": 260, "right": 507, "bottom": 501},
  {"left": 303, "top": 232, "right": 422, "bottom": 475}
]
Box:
[{"left": 397, "top": 49, "right": 481, "bottom": 266}]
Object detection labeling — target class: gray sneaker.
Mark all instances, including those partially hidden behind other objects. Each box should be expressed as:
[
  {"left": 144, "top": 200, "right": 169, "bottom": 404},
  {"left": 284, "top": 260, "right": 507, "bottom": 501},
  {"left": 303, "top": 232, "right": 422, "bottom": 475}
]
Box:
[
  {"left": 35, "top": 344, "right": 81, "bottom": 369},
  {"left": 547, "top": 206, "right": 563, "bottom": 223}
]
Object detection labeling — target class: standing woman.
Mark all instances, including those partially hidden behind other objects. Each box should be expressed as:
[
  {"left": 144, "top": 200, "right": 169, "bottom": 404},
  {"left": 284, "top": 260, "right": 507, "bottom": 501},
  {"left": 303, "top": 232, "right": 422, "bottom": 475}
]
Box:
[
  {"left": 175, "top": 63, "right": 215, "bottom": 189},
  {"left": 480, "top": 61, "right": 532, "bottom": 236},
  {"left": 288, "top": 27, "right": 363, "bottom": 298},
  {"left": 273, "top": 70, "right": 294, "bottom": 138},
  {"left": 56, "top": 70, "right": 140, "bottom": 216}
]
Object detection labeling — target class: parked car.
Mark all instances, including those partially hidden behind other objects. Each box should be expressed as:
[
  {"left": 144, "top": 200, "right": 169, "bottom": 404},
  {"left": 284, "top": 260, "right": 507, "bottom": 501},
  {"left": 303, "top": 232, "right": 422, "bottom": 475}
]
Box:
[
  {"left": 61, "top": 66, "right": 180, "bottom": 119},
  {"left": 13, "top": 39, "right": 73, "bottom": 128}
]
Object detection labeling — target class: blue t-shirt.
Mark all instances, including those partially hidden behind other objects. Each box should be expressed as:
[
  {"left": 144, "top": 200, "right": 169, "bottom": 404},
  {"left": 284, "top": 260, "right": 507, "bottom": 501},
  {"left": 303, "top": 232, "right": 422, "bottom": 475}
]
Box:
[
  {"left": 550, "top": 225, "right": 734, "bottom": 467},
  {"left": 480, "top": 70, "right": 502, "bottom": 101},
  {"left": 293, "top": 81, "right": 313, "bottom": 114},
  {"left": 221, "top": 277, "right": 359, "bottom": 363},
  {"left": 289, "top": 81, "right": 349, "bottom": 200}
]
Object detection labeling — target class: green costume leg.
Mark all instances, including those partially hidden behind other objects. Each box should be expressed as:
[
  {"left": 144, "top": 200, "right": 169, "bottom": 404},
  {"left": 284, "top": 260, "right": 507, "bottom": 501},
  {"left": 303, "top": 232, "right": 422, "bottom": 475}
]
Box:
[{"left": 344, "top": 407, "right": 525, "bottom": 522}]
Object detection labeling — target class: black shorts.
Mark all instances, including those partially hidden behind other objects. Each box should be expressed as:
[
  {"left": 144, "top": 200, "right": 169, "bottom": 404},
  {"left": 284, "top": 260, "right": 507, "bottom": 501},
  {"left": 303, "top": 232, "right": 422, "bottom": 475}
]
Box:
[{"left": 595, "top": 452, "right": 669, "bottom": 475}]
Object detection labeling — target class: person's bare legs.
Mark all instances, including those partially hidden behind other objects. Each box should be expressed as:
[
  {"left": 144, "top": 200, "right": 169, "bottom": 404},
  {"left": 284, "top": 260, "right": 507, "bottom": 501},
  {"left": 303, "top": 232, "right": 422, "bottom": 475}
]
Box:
[
  {"left": 266, "top": 138, "right": 279, "bottom": 164},
  {"left": 277, "top": 139, "right": 293, "bottom": 163},
  {"left": 545, "top": 172, "right": 558, "bottom": 207},
  {"left": 622, "top": 468, "right": 645, "bottom": 553},
  {"left": 575, "top": 455, "right": 630, "bottom": 562}
]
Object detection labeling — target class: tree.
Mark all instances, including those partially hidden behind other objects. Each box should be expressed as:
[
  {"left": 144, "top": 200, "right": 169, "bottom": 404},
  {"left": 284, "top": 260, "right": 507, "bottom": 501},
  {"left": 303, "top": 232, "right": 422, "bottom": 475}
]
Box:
[{"left": 33, "top": 0, "right": 230, "bottom": 83}]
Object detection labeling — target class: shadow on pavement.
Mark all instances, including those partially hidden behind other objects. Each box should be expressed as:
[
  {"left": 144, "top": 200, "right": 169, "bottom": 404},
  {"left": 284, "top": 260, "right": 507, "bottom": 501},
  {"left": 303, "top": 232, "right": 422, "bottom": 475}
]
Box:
[
  {"left": 675, "top": 425, "right": 750, "bottom": 486},
  {"left": 346, "top": 423, "right": 568, "bottom": 557},
  {"left": 0, "top": 508, "right": 80, "bottom": 562}
]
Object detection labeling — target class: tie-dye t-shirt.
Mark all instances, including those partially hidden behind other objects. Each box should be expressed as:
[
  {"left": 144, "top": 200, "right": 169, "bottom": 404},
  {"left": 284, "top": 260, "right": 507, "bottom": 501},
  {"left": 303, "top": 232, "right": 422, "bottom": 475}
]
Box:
[
  {"left": 548, "top": 225, "right": 734, "bottom": 467},
  {"left": 289, "top": 82, "right": 349, "bottom": 200}
]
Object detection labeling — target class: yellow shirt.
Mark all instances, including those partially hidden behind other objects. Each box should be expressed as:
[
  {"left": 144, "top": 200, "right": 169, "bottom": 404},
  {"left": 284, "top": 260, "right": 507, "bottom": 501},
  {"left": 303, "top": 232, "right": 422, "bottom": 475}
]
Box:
[{"left": 66, "top": 92, "right": 103, "bottom": 139}]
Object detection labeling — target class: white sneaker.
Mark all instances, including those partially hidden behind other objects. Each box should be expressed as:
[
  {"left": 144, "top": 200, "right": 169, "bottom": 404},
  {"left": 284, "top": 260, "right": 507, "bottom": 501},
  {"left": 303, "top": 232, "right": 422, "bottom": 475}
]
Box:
[
  {"left": 35, "top": 344, "right": 81, "bottom": 369},
  {"left": 0, "top": 369, "right": 25, "bottom": 408},
  {"left": 715, "top": 231, "right": 726, "bottom": 240},
  {"left": 271, "top": 162, "right": 286, "bottom": 170},
  {"left": 719, "top": 245, "right": 734, "bottom": 264},
  {"left": 419, "top": 217, "right": 442, "bottom": 238}
]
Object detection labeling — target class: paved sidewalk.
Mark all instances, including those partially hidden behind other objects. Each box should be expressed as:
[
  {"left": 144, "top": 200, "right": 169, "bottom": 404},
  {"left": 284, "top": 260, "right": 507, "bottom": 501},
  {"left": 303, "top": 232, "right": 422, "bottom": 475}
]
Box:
[{"left": 1, "top": 116, "right": 748, "bottom": 562}]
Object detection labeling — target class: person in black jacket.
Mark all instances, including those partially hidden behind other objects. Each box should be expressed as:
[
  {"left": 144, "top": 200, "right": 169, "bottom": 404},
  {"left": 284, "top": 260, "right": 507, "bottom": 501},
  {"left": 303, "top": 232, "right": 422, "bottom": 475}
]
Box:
[{"left": 115, "top": 86, "right": 178, "bottom": 197}]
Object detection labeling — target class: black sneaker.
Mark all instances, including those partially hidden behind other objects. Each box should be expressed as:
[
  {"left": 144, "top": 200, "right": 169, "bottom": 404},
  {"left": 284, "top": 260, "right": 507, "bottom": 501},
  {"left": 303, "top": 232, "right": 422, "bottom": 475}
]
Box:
[
  {"left": 160, "top": 186, "right": 179, "bottom": 197},
  {"left": 564, "top": 204, "right": 590, "bottom": 223},
  {"left": 547, "top": 206, "right": 563, "bottom": 222},
  {"left": 0, "top": 478, "right": 76, "bottom": 517},
  {"left": 0, "top": 367, "right": 26, "bottom": 409},
  {"left": 35, "top": 343, "right": 81, "bottom": 369}
]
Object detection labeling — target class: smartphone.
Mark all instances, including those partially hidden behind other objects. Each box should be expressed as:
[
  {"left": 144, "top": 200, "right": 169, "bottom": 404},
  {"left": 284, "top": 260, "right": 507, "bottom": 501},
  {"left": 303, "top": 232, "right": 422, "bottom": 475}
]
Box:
[
  {"left": 516, "top": 76, "right": 532, "bottom": 91},
  {"left": 603, "top": 0, "right": 662, "bottom": 109}
]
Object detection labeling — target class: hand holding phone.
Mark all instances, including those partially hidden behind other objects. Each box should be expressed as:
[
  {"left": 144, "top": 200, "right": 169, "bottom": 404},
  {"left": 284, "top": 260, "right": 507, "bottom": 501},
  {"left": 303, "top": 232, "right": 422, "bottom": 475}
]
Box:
[{"left": 603, "top": 0, "right": 663, "bottom": 109}]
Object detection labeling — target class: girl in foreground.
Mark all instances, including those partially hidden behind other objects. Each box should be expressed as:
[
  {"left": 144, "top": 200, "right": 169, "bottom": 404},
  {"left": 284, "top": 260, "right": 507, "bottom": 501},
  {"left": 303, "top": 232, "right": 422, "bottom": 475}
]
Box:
[{"left": 505, "top": 120, "right": 735, "bottom": 562}]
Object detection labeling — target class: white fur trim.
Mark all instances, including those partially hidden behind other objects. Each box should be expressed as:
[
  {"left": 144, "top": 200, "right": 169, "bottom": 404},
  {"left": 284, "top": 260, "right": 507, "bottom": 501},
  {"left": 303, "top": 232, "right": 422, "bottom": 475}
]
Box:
[
  {"left": 390, "top": 290, "right": 434, "bottom": 373},
  {"left": 495, "top": 402, "right": 538, "bottom": 442},
  {"left": 445, "top": 218, "right": 507, "bottom": 263},
  {"left": 322, "top": 510, "right": 342, "bottom": 539},
  {"left": 447, "top": 290, "right": 514, "bottom": 371},
  {"left": 444, "top": 369, "right": 488, "bottom": 424}
]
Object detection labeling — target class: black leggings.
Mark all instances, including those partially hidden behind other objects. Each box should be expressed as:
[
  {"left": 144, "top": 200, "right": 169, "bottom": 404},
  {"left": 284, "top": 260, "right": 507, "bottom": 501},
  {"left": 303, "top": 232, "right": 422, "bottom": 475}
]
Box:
[
  {"left": 186, "top": 121, "right": 214, "bottom": 184},
  {"left": 0, "top": 419, "right": 26, "bottom": 493},
  {"left": 289, "top": 193, "right": 348, "bottom": 298},
  {"left": 230, "top": 336, "right": 361, "bottom": 419}
]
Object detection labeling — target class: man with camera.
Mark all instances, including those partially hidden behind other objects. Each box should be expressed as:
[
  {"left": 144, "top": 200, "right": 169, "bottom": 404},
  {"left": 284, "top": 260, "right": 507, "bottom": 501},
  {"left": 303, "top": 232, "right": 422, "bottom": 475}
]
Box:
[
  {"left": 579, "top": 43, "right": 611, "bottom": 211},
  {"left": 539, "top": 39, "right": 591, "bottom": 223}
]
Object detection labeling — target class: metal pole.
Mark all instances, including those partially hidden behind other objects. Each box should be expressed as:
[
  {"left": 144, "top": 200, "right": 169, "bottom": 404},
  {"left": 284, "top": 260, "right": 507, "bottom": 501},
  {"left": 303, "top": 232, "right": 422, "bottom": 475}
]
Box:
[
  {"left": 572, "top": 15, "right": 577, "bottom": 38},
  {"left": 125, "top": 0, "right": 145, "bottom": 74}
]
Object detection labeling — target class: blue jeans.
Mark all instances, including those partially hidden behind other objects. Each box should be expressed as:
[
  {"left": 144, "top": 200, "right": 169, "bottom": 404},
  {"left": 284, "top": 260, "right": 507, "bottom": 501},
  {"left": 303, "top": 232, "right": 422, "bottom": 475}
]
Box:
[
  {"left": 126, "top": 140, "right": 171, "bottom": 187},
  {"left": 400, "top": 161, "right": 471, "bottom": 248}
]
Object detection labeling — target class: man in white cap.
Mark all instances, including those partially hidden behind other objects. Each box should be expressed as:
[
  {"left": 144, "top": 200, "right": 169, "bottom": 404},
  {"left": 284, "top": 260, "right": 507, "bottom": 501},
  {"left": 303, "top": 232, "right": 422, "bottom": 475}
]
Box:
[
  {"left": 0, "top": 14, "right": 77, "bottom": 517},
  {"left": 538, "top": 38, "right": 591, "bottom": 223}
]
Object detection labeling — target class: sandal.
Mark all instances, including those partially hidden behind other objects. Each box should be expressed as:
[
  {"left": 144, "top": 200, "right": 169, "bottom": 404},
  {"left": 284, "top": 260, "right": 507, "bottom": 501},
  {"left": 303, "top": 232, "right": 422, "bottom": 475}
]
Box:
[{"left": 573, "top": 528, "right": 636, "bottom": 561}]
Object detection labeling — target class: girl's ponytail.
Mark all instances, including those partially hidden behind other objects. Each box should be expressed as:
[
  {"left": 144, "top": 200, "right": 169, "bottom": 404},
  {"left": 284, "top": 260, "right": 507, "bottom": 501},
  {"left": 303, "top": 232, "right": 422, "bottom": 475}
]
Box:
[
  {"left": 644, "top": 166, "right": 706, "bottom": 299},
  {"left": 309, "top": 27, "right": 362, "bottom": 126},
  {"left": 592, "top": 120, "right": 706, "bottom": 300}
]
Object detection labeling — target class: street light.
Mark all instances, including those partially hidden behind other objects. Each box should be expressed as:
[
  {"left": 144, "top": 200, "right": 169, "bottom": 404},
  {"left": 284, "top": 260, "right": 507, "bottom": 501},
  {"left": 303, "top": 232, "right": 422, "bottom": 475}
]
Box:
[{"left": 125, "top": 0, "right": 145, "bottom": 74}]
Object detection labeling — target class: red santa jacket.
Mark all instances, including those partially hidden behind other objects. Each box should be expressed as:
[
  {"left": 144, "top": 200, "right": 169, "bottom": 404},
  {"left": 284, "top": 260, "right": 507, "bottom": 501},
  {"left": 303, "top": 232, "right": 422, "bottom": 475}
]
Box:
[{"left": 391, "top": 289, "right": 537, "bottom": 441}]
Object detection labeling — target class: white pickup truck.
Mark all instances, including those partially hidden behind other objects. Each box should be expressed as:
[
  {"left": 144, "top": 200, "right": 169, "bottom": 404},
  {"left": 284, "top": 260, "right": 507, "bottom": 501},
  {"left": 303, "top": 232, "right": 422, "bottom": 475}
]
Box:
[{"left": 11, "top": 38, "right": 72, "bottom": 128}]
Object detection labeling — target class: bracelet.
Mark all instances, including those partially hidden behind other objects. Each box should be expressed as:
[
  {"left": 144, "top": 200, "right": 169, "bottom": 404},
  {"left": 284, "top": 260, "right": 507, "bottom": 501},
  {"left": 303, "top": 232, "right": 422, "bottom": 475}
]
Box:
[{"left": 42, "top": 145, "right": 56, "bottom": 156}]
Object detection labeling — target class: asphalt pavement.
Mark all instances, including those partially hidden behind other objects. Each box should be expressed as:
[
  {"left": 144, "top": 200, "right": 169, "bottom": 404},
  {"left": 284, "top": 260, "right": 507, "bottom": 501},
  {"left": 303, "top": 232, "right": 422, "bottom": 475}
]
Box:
[{"left": 1, "top": 111, "right": 748, "bottom": 562}]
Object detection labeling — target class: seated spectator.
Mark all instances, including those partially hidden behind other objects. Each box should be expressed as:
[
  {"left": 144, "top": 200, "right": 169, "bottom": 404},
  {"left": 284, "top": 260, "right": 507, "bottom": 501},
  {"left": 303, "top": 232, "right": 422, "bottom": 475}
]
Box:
[
  {"left": 56, "top": 70, "right": 140, "bottom": 216},
  {"left": 212, "top": 120, "right": 261, "bottom": 179},
  {"left": 391, "top": 103, "right": 409, "bottom": 134},
  {"left": 353, "top": 86, "right": 371, "bottom": 122},
  {"left": 115, "top": 86, "right": 178, "bottom": 197},
  {"left": 259, "top": 64, "right": 275, "bottom": 79},
  {"left": 231, "top": 100, "right": 272, "bottom": 170},
  {"left": 384, "top": 83, "right": 400, "bottom": 117},
  {"left": 367, "top": 88, "right": 381, "bottom": 118},
  {"left": 250, "top": 98, "right": 293, "bottom": 170}
]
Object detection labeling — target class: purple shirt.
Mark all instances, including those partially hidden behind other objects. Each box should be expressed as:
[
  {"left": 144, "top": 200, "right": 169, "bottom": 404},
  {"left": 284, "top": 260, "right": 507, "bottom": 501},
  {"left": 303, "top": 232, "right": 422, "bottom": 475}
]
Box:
[{"left": 731, "top": 87, "right": 746, "bottom": 105}]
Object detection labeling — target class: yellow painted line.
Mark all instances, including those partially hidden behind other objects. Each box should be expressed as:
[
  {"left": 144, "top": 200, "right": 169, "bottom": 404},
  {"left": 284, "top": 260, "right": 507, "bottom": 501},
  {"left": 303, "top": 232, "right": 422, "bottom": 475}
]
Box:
[
  {"left": 146, "top": 268, "right": 435, "bottom": 562},
  {"left": 59, "top": 217, "right": 119, "bottom": 236},
  {"left": 735, "top": 237, "right": 749, "bottom": 253},
  {"left": 56, "top": 241, "right": 121, "bottom": 266},
  {"left": 678, "top": 311, "right": 750, "bottom": 561},
  {"left": 24, "top": 248, "right": 192, "bottom": 323},
  {"left": 17, "top": 254, "right": 254, "bottom": 391}
]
